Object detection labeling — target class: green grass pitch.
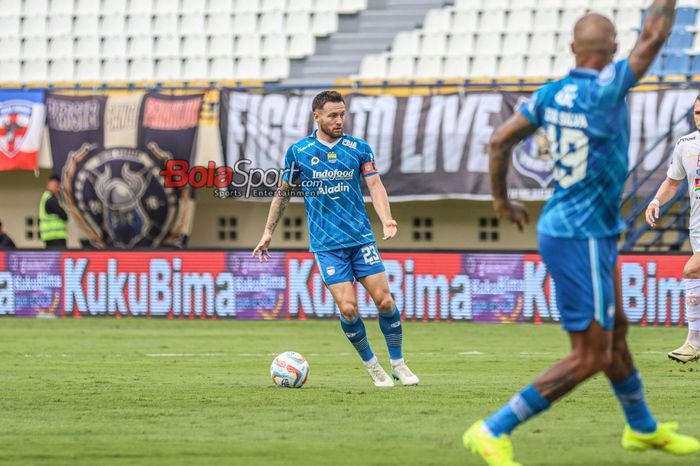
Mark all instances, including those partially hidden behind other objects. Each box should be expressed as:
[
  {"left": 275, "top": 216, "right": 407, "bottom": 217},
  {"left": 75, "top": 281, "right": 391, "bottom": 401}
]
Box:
[{"left": 0, "top": 319, "right": 698, "bottom": 466}]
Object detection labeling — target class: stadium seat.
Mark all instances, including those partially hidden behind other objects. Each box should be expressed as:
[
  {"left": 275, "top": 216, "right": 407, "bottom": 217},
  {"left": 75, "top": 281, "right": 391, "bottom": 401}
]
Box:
[
  {"left": 537, "top": 0, "right": 564, "bottom": 8},
  {"left": 647, "top": 55, "right": 663, "bottom": 76},
  {"left": 24, "top": 0, "right": 48, "bottom": 14},
  {"left": 358, "top": 53, "right": 388, "bottom": 79},
  {"left": 420, "top": 33, "right": 447, "bottom": 56},
  {"left": 289, "top": 0, "right": 314, "bottom": 12},
  {"left": 75, "top": 36, "right": 100, "bottom": 60},
  {"left": 506, "top": 9, "right": 534, "bottom": 33},
  {"left": 259, "top": 12, "right": 284, "bottom": 34},
  {"left": 261, "top": 0, "right": 286, "bottom": 13},
  {"left": 127, "top": 14, "right": 152, "bottom": 36},
  {"left": 0, "top": 15, "right": 20, "bottom": 38},
  {"left": 154, "top": 35, "right": 181, "bottom": 58},
  {"left": 0, "top": 37, "right": 21, "bottom": 59},
  {"left": 662, "top": 52, "right": 690, "bottom": 76},
  {"left": 182, "top": 57, "right": 207, "bottom": 80},
  {"left": 454, "top": 0, "right": 483, "bottom": 11},
  {"left": 22, "top": 37, "right": 47, "bottom": 60},
  {"left": 208, "top": 34, "right": 235, "bottom": 58},
  {"left": 339, "top": 0, "right": 367, "bottom": 14},
  {"left": 102, "top": 0, "right": 127, "bottom": 15},
  {"left": 446, "top": 33, "right": 474, "bottom": 56},
  {"left": 562, "top": 0, "right": 589, "bottom": 8},
  {"left": 236, "top": 57, "right": 263, "bottom": 79},
  {"left": 49, "top": 0, "right": 75, "bottom": 15},
  {"left": 0, "top": 60, "right": 21, "bottom": 81},
  {"left": 128, "top": 36, "right": 154, "bottom": 59},
  {"left": 552, "top": 54, "right": 572, "bottom": 76},
  {"left": 76, "top": 58, "right": 101, "bottom": 81},
  {"left": 101, "top": 14, "right": 126, "bottom": 37},
  {"left": 691, "top": 54, "right": 700, "bottom": 74},
  {"left": 618, "top": 0, "right": 645, "bottom": 6},
  {"left": 615, "top": 8, "right": 643, "bottom": 31},
  {"left": 688, "top": 33, "right": 700, "bottom": 54},
  {"left": 261, "top": 57, "right": 290, "bottom": 81},
  {"left": 47, "top": 15, "right": 72, "bottom": 36},
  {"left": 182, "top": 35, "right": 207, "bottom": 57},
  {"left": 589, "top": 7, "right": 616, "bottom": 21},
  {"left": 524, "top": 54, "right": 552, "bottom": 77},
  {"left": 479, "top": 10, "right": 506, "bottom": 32},
  {"left": 676, "top": 7, "right": 697, "bottom": 27},
  {"left": 235, "top": 34, "right": 262, "bottom": 57},
  {"left": 285, "top": 12, "right": 312, "bottom": 35},
  {"left": 180, "top": 13, "right": 206, "bottom": 36},
  {"left": 0, "top": 0, "right": 22, "bottom": 16},
  {"left": 235, "top": 0, "right": 261, "bottom": 14},
  {"left": 49, "top": 58, "right": 75, "bottom": 82},
  {"left": 616, "top": 30, "right": 639, "bottom": 56},
  {"left": 678, "top": 0, "right": 698, "bottom": 6},
  {"left": 73, "top": 14, "right": 99, "bottom": 37},
  {"left": 665, "top": 29, "right": 694, "bottom": 51},
  {"left": 314, "top": 0, "right": 340, "bottom": 13},
  {"left": 262, "top": 34, "right": 288, "bottom": 57},
  {"left": 22, "top": 59, "right": 48, "bottom": 81},
  {"left": 154, "top": 58, "right": 182, "bottom": 80},
  {"left": 102, "top": 36, "right": 128, "bottom": 59},
  {"left": 497, "top": 55, "right": 525, "bottom": 78},
  {"left": 387, "top": 56, "right": 415, "bottom": 79},
  {"left": 503, "top": 32, "right": 530, "bottom": 56},
  {"left": 423, "top": 8, "right": 452, "bottom": 33},
  {"left": 555, "top": 31, "right": 572, "bottom": 53},
  {"left": 415, "top": 56, "right": 443, "bottom": 79},
  {"left": 560, "top": 8, "right": 586, "bottom": 32},
  {"left": 49, "top": 36, "right": 74, "bottom": 59},
  {"left": 181, "top": 0, "right": 203, "bottom": 14},
  {"left": 288, "top": 34, "right": 315, "bottom": 58},
  {"left": 153, "top": 14, "right": 179, "bottom": 36},
  {"left": 210, "top": 57, "right": 235, "bottom": 79},
  {"left": 481, "top": 0, "right": 510, "bottom": 11},
  {"left": 451, "top": 10, "right": 478, "bottom": 33},
  {"left": 533, "top": 10, "right": 560, "bottom": 32},
  {"left": 392, "top": 31, "right": 420, "bottom": 57},
  {"left": 21, "top": 16, "right": 47, "bottom": 37},
  {"left": 102, "top": 58, "right": 128, "bottom": 80},
  {"left": 311, "top": 11, "right": 338, "bottom": 36},
  {"left": 474, "top": 32, "right": 502, "bottom": 56},
  {"left": 129, "top": 57, "right": 155, "bottom": 80},
  {"left": 208, "top": 0, "right": 234, "bottom": 13},
  {"left": 589, "top": 0, "right": 617, "bottom": 9},
  {"left": 231, "top": 13, "right": 256, "bottom": 35},
  {"left": 154, "top": 0, "right": 180, "bottom": 15},
  {"left": 443, "top": 56, "right": 469, "bottom": 77},
  {"left": 128, "top": 0, "right": 153, "bottom": 14},
  {"left": 469, "top": 56, "right": 497, "bottom": 77},
  {"left": 530, "top": 31, "right": 556, "bottom": 53}
]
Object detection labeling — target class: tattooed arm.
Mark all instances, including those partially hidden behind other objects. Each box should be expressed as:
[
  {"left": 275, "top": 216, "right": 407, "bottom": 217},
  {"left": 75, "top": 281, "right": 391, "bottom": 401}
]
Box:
[
  {"left": 628, "top": 0, "right": 676, "bottom": 78},
  {"left": 252, "top": 181, "right": 292, "bottom": 262}
]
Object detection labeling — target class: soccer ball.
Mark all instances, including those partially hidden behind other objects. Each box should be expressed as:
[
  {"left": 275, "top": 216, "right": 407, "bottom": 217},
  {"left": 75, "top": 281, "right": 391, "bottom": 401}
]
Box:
[{"left": 270, "top": 351, "right": 309, "bottom": 388}]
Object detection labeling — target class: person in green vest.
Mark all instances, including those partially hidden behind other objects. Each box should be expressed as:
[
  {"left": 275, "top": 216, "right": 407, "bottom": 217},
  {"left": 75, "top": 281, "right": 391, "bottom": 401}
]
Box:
[{"left": 39, "top": 175, "right": 67, "bottom": 249}]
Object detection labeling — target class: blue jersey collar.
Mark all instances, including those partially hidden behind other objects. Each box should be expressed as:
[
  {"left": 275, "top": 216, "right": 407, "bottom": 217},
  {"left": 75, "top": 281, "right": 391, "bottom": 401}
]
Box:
[{"left": 569, "top": 67, "right": 600, "bottom": 78}]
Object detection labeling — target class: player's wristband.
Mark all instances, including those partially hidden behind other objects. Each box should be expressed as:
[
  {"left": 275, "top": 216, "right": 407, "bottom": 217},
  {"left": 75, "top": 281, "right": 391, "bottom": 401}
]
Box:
[{"left": 650, "top": 199, "right": 660, "bottom": 207}]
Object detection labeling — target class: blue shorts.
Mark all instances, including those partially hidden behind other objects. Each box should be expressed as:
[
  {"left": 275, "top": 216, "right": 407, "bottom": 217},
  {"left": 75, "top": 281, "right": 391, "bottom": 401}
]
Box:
[
  {"left": 538, "top": 233, "right": 618, "bottom": 332},
  {"left": 314, "top": 242, "right": 386, "bottom": 285}
]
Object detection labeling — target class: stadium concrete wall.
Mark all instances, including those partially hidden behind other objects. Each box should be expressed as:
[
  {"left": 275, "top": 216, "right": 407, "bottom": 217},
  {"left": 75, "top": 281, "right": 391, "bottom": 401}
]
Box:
[{"left": 0, "top": 250, "right": 687, "bottom": 327}]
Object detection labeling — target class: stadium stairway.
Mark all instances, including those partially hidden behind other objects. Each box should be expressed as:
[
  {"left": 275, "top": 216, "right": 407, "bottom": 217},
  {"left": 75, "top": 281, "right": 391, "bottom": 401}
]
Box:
[{"left": 286, "top": 0, "right": 452, "bottom": 82}]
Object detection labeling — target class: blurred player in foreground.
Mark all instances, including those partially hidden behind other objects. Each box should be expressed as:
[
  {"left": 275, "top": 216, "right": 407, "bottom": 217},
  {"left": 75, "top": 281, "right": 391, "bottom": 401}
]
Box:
[
  {"left": 646, "top": 94, "right": 700, "bottom": 363},
  {"left": 253, "top": 91, "right": 418, "bottom": 388},
  {"left": 464, "top": 1, "right": 700, "bottom": 465}
]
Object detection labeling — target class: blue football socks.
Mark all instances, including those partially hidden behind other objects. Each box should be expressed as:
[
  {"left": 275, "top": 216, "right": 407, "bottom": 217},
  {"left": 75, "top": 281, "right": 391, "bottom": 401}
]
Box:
[
  {"left": 611, "top": 370, "right": 657, "bottom": 433},
  {"left": 378, "top": 306, "right": 403, "bottom": 362},
  {"left": 340, "top": 315, "right": 374, "bottom": 362},
  {"left": 485, "top": 385, "right": 552, "bottom": 437}
]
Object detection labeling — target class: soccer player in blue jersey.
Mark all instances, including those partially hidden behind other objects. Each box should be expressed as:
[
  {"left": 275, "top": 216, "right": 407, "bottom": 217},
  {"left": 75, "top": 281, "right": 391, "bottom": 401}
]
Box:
[
  {"left": 463, "top": 2, "right": 700, "bottom": 465},
  {"left": 253, "top": 90, "right": 419, "bottom": 387}
]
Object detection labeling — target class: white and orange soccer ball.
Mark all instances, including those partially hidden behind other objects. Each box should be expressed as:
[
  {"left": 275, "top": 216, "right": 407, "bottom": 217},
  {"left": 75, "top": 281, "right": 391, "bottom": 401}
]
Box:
[{"left": 270, "top": 351, "right": 309, "bottom": 388}]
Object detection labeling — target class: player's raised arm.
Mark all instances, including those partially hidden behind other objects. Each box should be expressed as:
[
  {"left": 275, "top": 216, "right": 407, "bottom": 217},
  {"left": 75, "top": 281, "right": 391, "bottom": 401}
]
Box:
[
  {"left": 252, "top": 181, "right": 292, "bottom": 262},
  {"left": 488, "top": 112, "right": 538, "bottom": 232},
  {"left": 365, "top": 174, "right": 397, "bottom": 240},
  {"left": 628, "top": 0, "right": 676, "bottom": 79}
]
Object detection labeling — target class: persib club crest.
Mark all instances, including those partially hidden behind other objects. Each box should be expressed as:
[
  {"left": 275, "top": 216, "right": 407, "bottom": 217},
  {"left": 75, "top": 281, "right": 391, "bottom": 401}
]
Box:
[
  {"left": 0, "top": 101, "right": 32, "bottom": 158},
  {"left": 62, "top": 142, "right": 180, "bottom": 248}
]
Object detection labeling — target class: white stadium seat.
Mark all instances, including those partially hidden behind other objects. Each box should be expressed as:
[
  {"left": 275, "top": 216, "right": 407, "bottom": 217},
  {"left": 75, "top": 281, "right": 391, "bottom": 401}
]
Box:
[
  {"left": 358, "top": 53, "right": 388, "bottom": 79},
  {"left": 415, "top": 56, "right": 443, "bottom": 79},
  {"left": 0, "top": 60, "right": 21, "bottom": 81},
  {"left": 555, "top": 31, "right": 572, "bottom": 53},
  {"left": 423, "top": 8, "right": 452, "bottom": 33},
  {"left": 481, "top": 0, "right": 510, "bottom": 11},
  {"left": 24, "top": 0, "right": 48, "bottom": 14},
  {"left": 75, "top": 36, "right": 100, "bottom": 59},
  {"left": 340, "top": 0, "right": 366, "bottom": 14},
  {"left": 261, "top": 57, "right": 290, "bottom": 81},
  {"left": 617, "top": 30, "right": 639, "bottom": 56},
  {"left": 473, "top": 32, "right": 502, "bottom": 56},
  {"left": 446, "top": 33, "right": 474, "bottom": 56},
  {"left": 154, "top": 35, "right": 181, "bottom": 58},
  {"left": 262, "top": 34, "right": 288, "bottom": 57},
  {"left": 285, "top": 12, "right": 312, "bottom": 35},
  {"left": 21, "top": 16, "right": 47, "bottom": 37},
  {"left": 182, "top": 57, "right": 208, "bottom": 80},
  {"left": 231, "top": 13, "right": 256, "bottom": 35},
  {"left": 532, "top": 9, "right": 560, "bottom": 32},
  {"left": 478, "top": 10, "right": 506, "bottom": 32},
  {"left": 128, "top": 0, "right": 153, "bottom": 14},
  {"left": 524, "top": 54, "right": 552, "bottom": 77},
  {"left": 530, "top": 32, "right": 556, "bottom": 54},
  {"left": 22, "top": 59, "right": 49, "bottom": 81},
  {"left": 454, "top": 0, "right": 483, "bottom": 11},
  {"left": 101, "top": 14, "right": 126, "bottom": 37},
  {"left": 0, "top": 37, "right": 21, "bottom": 58},
  {"left": 210, "top": 57, "right": 235, "bottom": 79},
  {"left": 311, "top": 11, "right": 338, "bottom": 36},
  {"left": 234, "top": 0, "right": 261, "bottom": 14},
  {"left": 154, "top": 58, "right": 182, "bottom": 80},
  {"left": 127, "top": 14, "right": 152, "bottom": 36},
  {"left": 208, "top": 0, "right": 234, "bottom": 13},
  {"left": 180, "top": 13, "right": 206, "bottom": 36},
  {"left": 615, "top": 8, "right": 643, "bottom": 31},
  {"left": 387, "top": 56, "right": 415, "bottom": 79},
  {"left": 74, "top": 14, "right": 99, "bottom": 37},
  {"left": 392, "top": 31, "right": 420, "bottom": 57},
  {"left": 208, "top": 34, "right": 235, "bottom": 57},
  {"left": 420, "top": 33, "right": 447, "bottom": 57},
  {"left": 128, "top": 36, "right": 154, "bottom": 59},
  {"left": 259, "top": 12, "right": 284, "bottom": 34},
  {"left": 153, "top": 14, "right": 179, "bottom": 36},
  {"left": 537, "top": 0, "right": 563, "bottom": 7},
  {"left": 506, "top": 9, "right": 534, "bottom": 33},
  {"left": 182, "top": 35, "right": 207, "bottom": 57},
  {"left": 49, "top": 0, "right": 75, "bottom": 16},
  {"left": 443, "top": 56, "right": 469, "bottom": 77},
  {"left": 552, "top": 53, "right": 572, "bottom": 76},
  {"left": 102, "top": 36, "right": 128, "bottom": 59},
  {"left": 49, "top": 58, "right": 75, "bottom": 82},
  {"left": 22, "top": 37, "right": 47, "bottom": 60},
  {"left": 451, "top": 10, "right": 478, "bottom": 33},
  {"left": 76, "top": 58, "right": 101, "bottom": 81},
  {"left": 288, "top": 34, "right": 315, "bottom": 58},
  {"left": 314, "top": 0, "right": 340, "bottom": 13},
  {"left": 0, "top": 0, "right": 21, "bottom": 16},
  {"left": 235, "top": 34, "right": 262, "bottom": 57},
  {"left": 560, "top": 8, "right": 587, "bottom": 32},
  {"left": 102, "top": 58, "right": 128, "bottom": 80},
  {"left": 469, "top": 55, "right": 497, "bottom": 77},
  {"left": 497, "top": 55, "right": 525, "bottom": 78},
  {"left": 129, "top": 58, "right": 155, "bottom": 80},
  {"left": 74, "top": 0, "right": 99, "bottom": 14},
  {"left": 101, "top": 0, "right": 127, "bottom": 15},
  {"left": 290, "top": 0, "right": 314, "bottom": 12},
  {"left": 154, "top": 0, "right": 180, "bottom": 15},
  {"left": 261, "top": 0, "right": 286, "bottom": 12},
  {"left": 0, "top": 15, "right": 20, "bottom": 38},
  {"left": 236, "top": 57, "right": 263, "bottom": 79},
  {"left": 181, "top": 0, "right": 204, "bottom": 14},
  {"left": 503, "top": 32, "right": 530, "bottom": 56},
  {"left": 49, "top": 36, "right": 74, "bottom": 59}
]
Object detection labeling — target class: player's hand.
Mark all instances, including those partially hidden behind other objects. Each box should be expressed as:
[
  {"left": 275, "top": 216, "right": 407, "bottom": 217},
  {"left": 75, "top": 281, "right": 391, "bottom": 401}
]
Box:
[
  {"left": 382, "top": 219, "right": 397, "bottom": 240},
  {"left": 494, "top": 199, "right": 529, "bottom": 232},
  {"left": 645, "top": 202, "right": 660, "bottom": 228},
  {"left": 252, "top": 231, "right": 273, "bottom": 262}
]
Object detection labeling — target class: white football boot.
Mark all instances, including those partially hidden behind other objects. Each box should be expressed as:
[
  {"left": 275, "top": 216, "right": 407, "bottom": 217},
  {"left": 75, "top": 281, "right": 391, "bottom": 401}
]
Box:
[
  {"left": 391, "top": 361, "right": 419, "bottom": 386},
  {"left": 366, "top": 361, "right": 395, "bottom": 387},
  {"left": 668, "top": 342, "right": 700, "bottom": 363}
]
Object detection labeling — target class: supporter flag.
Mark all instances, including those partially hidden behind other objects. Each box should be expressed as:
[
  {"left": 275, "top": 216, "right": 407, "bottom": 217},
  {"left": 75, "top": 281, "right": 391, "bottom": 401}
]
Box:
[{"left": 0, "top": 90, "right": 46, "bottom": 171}]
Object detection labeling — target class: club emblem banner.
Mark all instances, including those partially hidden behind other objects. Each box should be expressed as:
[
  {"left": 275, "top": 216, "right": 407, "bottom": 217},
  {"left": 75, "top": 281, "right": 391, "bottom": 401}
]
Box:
[
  {"left": 0, "top": 90, "right": 45, "bottom": 171},
  {"left": 46, "top": 92, "right": 204, "bottom": 248},
  {"left": 219, "top": 88, "right": 699, "bottom": 201}
]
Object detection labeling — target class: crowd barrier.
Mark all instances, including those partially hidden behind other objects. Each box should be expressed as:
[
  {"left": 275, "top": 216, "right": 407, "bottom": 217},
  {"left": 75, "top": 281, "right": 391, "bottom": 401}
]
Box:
[{"left": 0, "top": 250, "right": 687, "bottom": 326}]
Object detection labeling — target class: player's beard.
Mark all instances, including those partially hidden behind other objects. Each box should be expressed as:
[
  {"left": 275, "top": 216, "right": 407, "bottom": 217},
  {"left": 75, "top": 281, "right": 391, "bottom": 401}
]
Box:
[{"left": 321, "top": 121, "right": 343, "bottom": 139}]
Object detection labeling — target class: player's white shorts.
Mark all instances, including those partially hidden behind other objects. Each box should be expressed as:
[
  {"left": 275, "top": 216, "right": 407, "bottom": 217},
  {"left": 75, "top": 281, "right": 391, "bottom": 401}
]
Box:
[{"left": 691, "top": 236, "right": 700, "bottom": 253}]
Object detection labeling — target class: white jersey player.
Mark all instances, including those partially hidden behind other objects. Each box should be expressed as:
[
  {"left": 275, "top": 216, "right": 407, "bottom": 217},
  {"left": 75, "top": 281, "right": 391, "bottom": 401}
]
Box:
[{"left": 646, "top": 94, "right": 700, "bottom": 363}]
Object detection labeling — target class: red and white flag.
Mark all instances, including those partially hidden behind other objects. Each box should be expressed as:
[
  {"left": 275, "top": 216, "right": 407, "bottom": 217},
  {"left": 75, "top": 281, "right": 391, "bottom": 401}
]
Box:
[{"left": 0, "top": 90, "right": 45, "bottom": 171}]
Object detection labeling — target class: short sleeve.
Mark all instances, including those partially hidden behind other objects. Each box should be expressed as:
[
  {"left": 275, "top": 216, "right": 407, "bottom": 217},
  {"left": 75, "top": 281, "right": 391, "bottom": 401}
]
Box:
[
  {"left": 360, "top": 141, "right": 378, "bottom": 177},
  {"left": 667, "top": 140, "right": 687, "bottom": 181},
  {"left": 596, "top": 59, "right": 638, "bottom": 105},
  {"left": 281, "top": 145, "right": 300, "bottom": 184},
  {"left": 518, "top": 88, "right": 545, "bottom": 128}
]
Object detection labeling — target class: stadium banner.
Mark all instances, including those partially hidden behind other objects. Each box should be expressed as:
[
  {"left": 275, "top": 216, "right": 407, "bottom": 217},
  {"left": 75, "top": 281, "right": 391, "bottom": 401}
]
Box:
[
  {"left": 0, "top": 90, "right": 46, "bottom": 171},
  {"left": 0, "top": 250, "right": 689, "bottom": 327},
  {"left": 219, "top": 88, "right": 698, "bottom": 201},
  {"left": 46, "top": 92, "right": 204, "bottom": 249}
]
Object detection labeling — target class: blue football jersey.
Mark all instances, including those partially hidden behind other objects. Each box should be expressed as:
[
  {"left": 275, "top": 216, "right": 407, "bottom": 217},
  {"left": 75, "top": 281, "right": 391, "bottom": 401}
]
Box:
[
  {"left": 519, "top": 59, "right": 638, "bottom": 239},
  {"left": 282, "top": 130, "right": 378, "bottom": 252}
]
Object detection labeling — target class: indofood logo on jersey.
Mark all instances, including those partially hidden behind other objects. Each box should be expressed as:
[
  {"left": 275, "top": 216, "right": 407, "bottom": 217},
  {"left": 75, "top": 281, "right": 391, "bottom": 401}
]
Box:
[
  {"left": 312, "top": 168, "right": 354, "bottom": 180},
  {"left": 62, "top": 143, "right": 179, "bottom": 248},
  {"left": 512, "top": 99, "right": 554, "bottom": 188}
]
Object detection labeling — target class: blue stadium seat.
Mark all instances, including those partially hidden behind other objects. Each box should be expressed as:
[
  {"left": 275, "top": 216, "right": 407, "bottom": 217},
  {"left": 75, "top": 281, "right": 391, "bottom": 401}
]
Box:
[
  {"left": 647, "top": 55, "right": 663, "bottom": 76},
  {"left": 691, "top": 55, "right": 700, "bottom": 75},
  {"left": 675, "top": 7, "right": 697, "bottom": 27},
  {"left": 661, "top": 52, "right": 690, "bottom": 75},
  {"left": 665, "top": 29, "right": 694, "bottom": 51}
]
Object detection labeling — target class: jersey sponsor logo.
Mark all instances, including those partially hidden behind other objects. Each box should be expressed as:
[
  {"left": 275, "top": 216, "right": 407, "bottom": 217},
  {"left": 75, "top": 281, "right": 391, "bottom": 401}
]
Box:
[
  {"left": 312, "top": 168, "right": 354, "bottom": 180},
  {"left": 512, "top": 125, "right": 554, "bottom": 188},
  {"left": 554, "top": 84, "right": 578, "bottom": 108},
  {"left": 297, "top": 141, "right": 315, "bottom": 153},
  {"left": 317, "top": 183, "right": 350, "bottom": 196},
  {"left": 326, "top": 266, "right": 335, "bottom": 276},
  {"left": 341, "top": 139, "right": 357, "bottom": 150},
  {"left": 327, "top": 151, "right": 337, "bottom": 163},
  {"left": 311, "top": 156, "right": 320, "bottom": 166}
]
